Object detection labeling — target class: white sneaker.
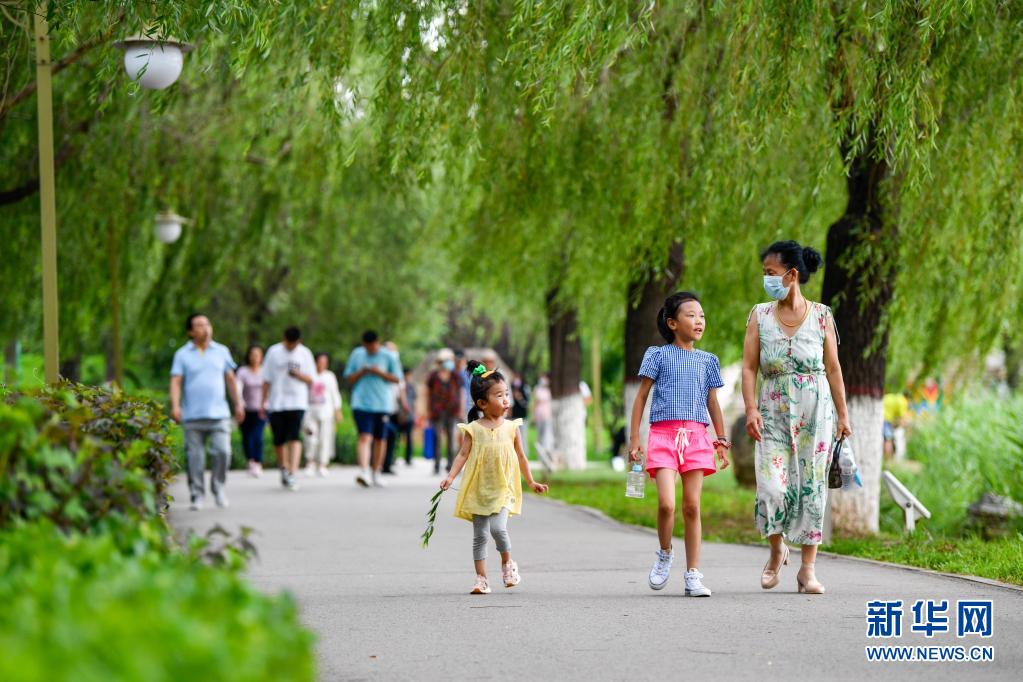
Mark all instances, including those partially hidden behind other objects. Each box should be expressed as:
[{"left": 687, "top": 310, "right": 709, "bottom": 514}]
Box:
[
  {"left": 286, "top": 476, "right": 300, "bottom": 492},
  {"left": 189, "top": 497, "right": 203, "bottom": 511},
  {"left": 684, "top": 568, "right": 712, "bottom": 597},
  {"left": 355, "top": 470, "right": 370, "bottom": 488},
  {"left": 371, "top": 471, "right": 387, "bottom": 488},
  {"left": 305, "top": 465, "right": 316, "bottom": 478},
  {"left": 611, "top": 456, "right": 626, "bottom": 472},
  {"left": 214, "top": 490, "right": 229, "bottom": 508},
  {"left": 317, "top": 465, "right": 329, "bottom": 478},
  {"left": 648, "top": 549, "right": 673, "bottom": 590}
]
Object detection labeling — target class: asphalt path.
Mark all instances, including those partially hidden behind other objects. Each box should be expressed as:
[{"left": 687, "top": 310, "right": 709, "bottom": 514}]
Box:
[{"left": 170, "top": 460, "right": 1023, "bottom": 681}]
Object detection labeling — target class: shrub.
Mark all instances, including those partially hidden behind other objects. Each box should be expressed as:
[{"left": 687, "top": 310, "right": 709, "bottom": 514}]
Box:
[
  {"left": 0, "top": 521, "right": 314, "bottom": 682},
  {"left": 896, "top": 393, "right": 1023, "bottom": 535},
  {"left": 0, "top": 384, "right": 175, "bottom": 532}
]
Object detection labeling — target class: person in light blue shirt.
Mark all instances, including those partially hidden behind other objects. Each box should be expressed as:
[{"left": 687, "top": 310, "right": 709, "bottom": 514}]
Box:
[
  {"left": 343, "top": 330, "right": 402, "bottom": 487},
  {"left": 170, "top": 313, "right": 244, "bottom": 510}
]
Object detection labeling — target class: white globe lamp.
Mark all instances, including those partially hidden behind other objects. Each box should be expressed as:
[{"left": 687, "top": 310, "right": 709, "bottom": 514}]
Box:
[
  {"left": 155, "top": 211, "right": 189, "bottom": 244},
  {"left": 115, "top": 35, "right": 193, "bottom": 90}
]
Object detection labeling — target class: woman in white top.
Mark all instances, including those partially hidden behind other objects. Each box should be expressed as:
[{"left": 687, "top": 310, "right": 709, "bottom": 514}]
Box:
[{"left": 304, "top": 352, "right": 343, "bottom": 476}]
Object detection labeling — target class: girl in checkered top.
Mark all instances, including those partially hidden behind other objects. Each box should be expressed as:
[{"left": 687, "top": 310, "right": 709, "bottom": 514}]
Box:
[{"left": 628, "top": 291, "right": 731, "bottom": 596}]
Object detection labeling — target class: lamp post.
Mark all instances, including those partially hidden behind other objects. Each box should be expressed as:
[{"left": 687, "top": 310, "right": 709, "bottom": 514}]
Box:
[
  {"left": 31, "top": 10, "right": 194, "bottom": 384},
  {"left": 34, "top": 5, "right": 59, "bottom": 383}
]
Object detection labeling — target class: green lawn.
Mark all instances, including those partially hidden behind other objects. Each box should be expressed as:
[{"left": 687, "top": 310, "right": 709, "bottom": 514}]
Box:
[{"left": 538, "top": 467, "right": 1023, "bottom": 586}]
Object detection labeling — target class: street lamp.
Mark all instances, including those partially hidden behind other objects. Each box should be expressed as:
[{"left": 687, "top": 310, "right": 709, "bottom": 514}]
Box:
[
  {"left": 114, "top": 34, "right": 193, "bottom": 90},
  {"left": 154, "top": 211, "right": 190, "bottom": 244}
]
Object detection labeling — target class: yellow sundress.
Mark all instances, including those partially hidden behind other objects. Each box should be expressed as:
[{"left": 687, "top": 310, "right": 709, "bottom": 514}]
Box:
[{"left": 453, "top": 418, "right": 524, "bottom": 521}]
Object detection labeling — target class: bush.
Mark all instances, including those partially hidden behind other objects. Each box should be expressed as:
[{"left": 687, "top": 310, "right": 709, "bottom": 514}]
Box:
[
  {"left": 0, "top": 383, "right": 176, "bottom": 532},
  {"left": 896, "top": 393, "right": 1023, "bottom": 535},
  {"left": 0, "top": 521, "right": 314, "bottom": 682}
]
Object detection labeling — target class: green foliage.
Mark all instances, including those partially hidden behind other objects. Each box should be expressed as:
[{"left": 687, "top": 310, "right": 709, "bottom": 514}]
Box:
[
  {"left": 826, "top": 533, "right": 1023, "bottom": 586},
  {"left": 0, "top": 520, "right": 314, "bottom": 682},
  {"left": 421, "top": 488, "right": 444, "bottom": 548},
  {"left": 0, "top": 382, "right": 176, "bottom": 532},
  {"left": 890, "top": 393, "right": 1023, "bottom": 536},
  {"left": 0, "top": 386, "right": 316, "bottom": 679}
]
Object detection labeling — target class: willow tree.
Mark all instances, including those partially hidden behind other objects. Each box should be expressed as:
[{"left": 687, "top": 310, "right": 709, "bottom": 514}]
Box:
[
  {"left": 730, "top": 1, "right": 1023, "bottom": 533},
  {"left": 1, "top": 1, "right": 452, "bottom": 380}
]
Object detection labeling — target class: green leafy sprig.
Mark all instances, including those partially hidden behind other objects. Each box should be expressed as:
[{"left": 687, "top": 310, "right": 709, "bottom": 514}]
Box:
[{"left": 420, "top": 488, "right": 445, "bottom": 549}]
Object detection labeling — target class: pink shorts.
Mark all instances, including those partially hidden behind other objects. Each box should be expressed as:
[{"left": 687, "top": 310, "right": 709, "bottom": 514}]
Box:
[{"left": 645, "top": 420, "right": 717, "bottom": 478}]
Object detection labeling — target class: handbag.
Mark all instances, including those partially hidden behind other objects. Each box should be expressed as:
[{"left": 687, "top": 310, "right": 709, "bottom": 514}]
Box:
[{"left": 827, "top": 437, "right": 845, "bottom": 489}]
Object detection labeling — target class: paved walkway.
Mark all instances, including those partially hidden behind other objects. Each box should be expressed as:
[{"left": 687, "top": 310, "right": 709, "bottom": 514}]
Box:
[{"left": 170, "top": 460, "right": 1022, "bottom": 681}]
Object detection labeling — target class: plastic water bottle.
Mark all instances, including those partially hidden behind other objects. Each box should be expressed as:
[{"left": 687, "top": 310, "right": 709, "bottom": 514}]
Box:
[
  {"left": 838, "top": 440, "right": 860, "bottom": 491},
  {"left": 625, "top": 464, "right": 646, "bottom": 499}
]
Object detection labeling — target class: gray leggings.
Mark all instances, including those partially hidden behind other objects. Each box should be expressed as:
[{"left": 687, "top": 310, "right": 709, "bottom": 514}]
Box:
[{"left": 472, "top": 508, "right": 511, "bottom": 561}]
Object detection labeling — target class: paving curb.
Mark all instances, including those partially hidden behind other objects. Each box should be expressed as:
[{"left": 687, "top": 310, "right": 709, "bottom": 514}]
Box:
[{"left": 535, "top": 494, "right": 1023, "bottom": 594}]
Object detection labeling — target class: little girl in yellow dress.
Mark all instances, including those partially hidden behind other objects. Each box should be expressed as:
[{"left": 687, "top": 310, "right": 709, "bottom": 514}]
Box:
[{"left": 440, "top": 360, "right": 548, "bottom": 594}]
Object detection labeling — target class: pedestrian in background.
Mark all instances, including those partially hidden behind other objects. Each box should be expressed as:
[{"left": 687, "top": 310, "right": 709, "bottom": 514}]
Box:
[
  {"left": 237, "top": 344, "right": 267, "bottom": 478},
  {"left": 427, "top": 348, "right": 464, "bottom": 474},
  {"left": 263, "top": 326, "right": 316, "bottom": 491},
  {"left": 170, "top": 313, "right": 245, "bottom": 510},
  {"left": 304, "top": 352, "right": 343, "bottom": 477},
  {"left": 343, "top": 330, "right": 403, "bottom": 487}
]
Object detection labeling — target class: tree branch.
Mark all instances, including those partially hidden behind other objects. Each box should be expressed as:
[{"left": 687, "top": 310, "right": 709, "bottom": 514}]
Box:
[
  {"left": 0, "top": 18, "right": 121, "bottom": 120},
  {"left": 0, "top": 83, "right": 112, "bottom": 206}
]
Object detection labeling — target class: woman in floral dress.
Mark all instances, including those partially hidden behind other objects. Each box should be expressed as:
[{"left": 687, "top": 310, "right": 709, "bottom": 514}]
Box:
[{"left": 741, "top": 240, "right": 851, "bottom": 595}]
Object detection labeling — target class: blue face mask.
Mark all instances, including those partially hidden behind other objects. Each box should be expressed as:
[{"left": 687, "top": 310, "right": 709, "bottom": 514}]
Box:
[
  {"left": 763, "top": 273, "right": 791, "bottom": 300},
  {"left": 442, "top": 360, "right": 455, "bottom": 371}
]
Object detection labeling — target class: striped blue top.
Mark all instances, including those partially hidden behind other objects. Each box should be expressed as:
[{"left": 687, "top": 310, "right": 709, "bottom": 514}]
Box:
[{"left": 639, "top": 345, "right": 724, "bottom": 425}]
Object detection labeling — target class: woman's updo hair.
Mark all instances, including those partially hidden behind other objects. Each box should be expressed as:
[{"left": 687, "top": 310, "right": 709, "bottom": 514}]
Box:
[
  {"left": 656, "top": 291, "right": 701, "bottom": 343},
  {"left": 760, "top": 240, "right": 824, "bottom": 284},
  {"left": 465, "top": 359, "right": 506, "bottom": 423}
]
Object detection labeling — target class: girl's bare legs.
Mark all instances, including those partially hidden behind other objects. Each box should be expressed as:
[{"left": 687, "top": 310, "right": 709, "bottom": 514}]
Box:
[
  {"left": 474, "top": 552, "right": 511, "bottom": 579},
  {"left": 654, "top": 469, "right": 677, "bottom": 551},
  {"left": 680, "top": 470, "right": 704, "bottom": 570}
]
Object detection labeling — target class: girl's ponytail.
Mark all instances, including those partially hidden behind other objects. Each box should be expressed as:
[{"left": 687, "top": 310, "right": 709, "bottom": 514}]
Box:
[{"left": 466, "top": 406, "right": 480, "bottom": 423}]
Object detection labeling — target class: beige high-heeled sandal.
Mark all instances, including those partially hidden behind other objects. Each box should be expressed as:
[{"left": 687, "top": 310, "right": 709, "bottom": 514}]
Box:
[
  {"left": 760, "top": 543, "right": 789, "bottom": 589},
  {"left": 796, "top": 563, "right": 825, "bottom": 594}
]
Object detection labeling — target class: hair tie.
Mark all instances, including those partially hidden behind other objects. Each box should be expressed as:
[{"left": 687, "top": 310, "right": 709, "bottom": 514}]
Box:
[
  {"left": 481, "top": 370, "right": 495, "bottom": 378},
  {"left": 472, "top": 365, "right": 488, "bottom": 377}
]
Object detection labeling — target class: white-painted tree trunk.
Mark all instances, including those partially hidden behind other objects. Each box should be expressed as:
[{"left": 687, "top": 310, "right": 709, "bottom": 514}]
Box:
[
  {"left": 551, "top": 392, "right": 586, "bottom": 470},
  {"left": 623, "top": 379, "right": 652, "bottom": 452},
  {"left": 830, "top": 394, "right": 884, "bottom": 534}
]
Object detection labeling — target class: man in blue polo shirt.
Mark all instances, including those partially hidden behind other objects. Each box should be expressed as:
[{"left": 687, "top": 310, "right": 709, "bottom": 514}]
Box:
[
  {"left": 170, "top": 313, "right": 244, "bottom": 510},
  {"left": 344, "top": 330, "right": 402, "bottom": 488}
]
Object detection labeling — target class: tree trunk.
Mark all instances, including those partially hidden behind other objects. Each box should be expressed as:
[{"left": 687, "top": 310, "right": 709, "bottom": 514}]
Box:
[
  {"left": 821, "top": 141, "right": 893, "bottom": 536},
  {"left": 547, "top": 289, "right": 585, "bottom": 470},
  {"left": 3, "top": 340, "right": 19, "bottom": 384},
  {"left": 1005, "top": 338, "right": 1021, "bottom": 392},
  {"left": 623, "top": 241, "right": 684, "bottom": 448}
]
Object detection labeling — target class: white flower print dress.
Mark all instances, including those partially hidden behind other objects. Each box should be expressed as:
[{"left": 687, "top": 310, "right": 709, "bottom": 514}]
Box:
[{"left": 750, "top": 301, "right": 837, "bottom": 545}]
